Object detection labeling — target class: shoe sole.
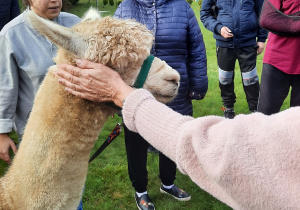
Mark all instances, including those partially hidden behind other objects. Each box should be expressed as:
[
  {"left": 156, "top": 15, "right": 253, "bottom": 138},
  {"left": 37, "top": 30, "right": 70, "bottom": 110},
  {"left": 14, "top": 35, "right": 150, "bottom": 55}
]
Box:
[
  {"left": 159, "top": 188, "right": 191, "bottom": 201},
  {"left": 135, "top": 195, "right": 155, "bottom": 210}
]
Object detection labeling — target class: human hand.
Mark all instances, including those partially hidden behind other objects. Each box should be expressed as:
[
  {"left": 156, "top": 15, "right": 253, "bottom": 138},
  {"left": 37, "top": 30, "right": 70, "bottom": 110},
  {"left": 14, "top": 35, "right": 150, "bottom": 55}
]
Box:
[
  {"left": 220, "top": 27, "right": 234, "bottom": 39},
  {"left": 189, "top": 91, "right": 205, "bottom": 100},
  {"left": 257, "top": 42, "right": 265, "bottom": 55},
  {"left": 55, "top": 59, "right": 134, "bottom": 108},
  {"left": 0, "top": 133, "right": 18, "bottom": 165}
]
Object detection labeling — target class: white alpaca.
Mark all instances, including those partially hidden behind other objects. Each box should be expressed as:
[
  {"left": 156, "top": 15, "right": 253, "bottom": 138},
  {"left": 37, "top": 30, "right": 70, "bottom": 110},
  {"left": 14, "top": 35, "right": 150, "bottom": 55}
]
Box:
[{"left": 0, "top": 9, "right": 180, "bottom": 210}]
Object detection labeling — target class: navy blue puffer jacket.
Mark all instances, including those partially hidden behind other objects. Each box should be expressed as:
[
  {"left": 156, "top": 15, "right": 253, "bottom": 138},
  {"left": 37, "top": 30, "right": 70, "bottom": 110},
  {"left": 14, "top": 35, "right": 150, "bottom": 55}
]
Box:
[
  {"left": 0, "top": 0, "right": 20, "bottom": 31},
  {"left": 115, "top": 0, "right": 208, "bottom": 116},
  {"left": 200, "top": 0, "right": 268, "bottom": 48}
]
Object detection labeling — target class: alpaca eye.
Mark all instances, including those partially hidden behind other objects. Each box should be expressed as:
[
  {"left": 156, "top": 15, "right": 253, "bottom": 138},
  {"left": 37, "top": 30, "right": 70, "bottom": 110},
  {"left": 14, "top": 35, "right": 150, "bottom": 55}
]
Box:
[
  {"left": 167, "top": 79, "right": 179, "bottom": 86},
  {"left": 170, "top": 80, "right": 177, "bottom": 84}
]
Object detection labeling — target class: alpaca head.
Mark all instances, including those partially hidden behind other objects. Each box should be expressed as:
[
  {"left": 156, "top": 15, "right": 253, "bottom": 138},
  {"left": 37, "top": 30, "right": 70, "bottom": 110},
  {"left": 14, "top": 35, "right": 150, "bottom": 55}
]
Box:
[{"left": 27, "top": 8, "right": 180, "bottom": 103}]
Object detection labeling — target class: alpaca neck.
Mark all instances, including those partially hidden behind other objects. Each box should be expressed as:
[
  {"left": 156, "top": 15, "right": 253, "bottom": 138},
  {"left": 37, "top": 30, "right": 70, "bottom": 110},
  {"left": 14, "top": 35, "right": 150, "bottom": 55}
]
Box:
[{"left": 1, "top": 67, "right": 115, "bottom": 209}]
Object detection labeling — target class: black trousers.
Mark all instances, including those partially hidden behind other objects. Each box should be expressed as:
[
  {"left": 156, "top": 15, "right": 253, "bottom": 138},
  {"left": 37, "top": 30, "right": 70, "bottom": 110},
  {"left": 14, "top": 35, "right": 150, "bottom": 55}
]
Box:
[
  {"left": 124, "top": 125, "right": 176, "bottom": 193},
  {"left": 258, "top": 63, "right": 300, "bottom": 115},
  {"left": 217, "top": 45, "right": 259, "bottom": 111}
]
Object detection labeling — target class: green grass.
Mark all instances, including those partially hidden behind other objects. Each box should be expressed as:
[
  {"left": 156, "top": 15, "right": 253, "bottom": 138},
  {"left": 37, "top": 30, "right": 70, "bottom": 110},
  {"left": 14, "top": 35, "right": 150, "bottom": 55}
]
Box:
[
  {"left": 0, "top": 1, "right": 291, "bottom": 209},
  {"left": 68, "top": 0, "right": 118, "bottom": 17}
]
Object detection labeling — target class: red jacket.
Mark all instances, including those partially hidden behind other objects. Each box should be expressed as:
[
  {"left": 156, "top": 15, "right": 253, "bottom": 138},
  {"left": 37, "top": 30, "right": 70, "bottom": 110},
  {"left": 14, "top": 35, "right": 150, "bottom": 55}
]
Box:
[{"left": 263, "top": 0, "right": 300, "bottom": 74}]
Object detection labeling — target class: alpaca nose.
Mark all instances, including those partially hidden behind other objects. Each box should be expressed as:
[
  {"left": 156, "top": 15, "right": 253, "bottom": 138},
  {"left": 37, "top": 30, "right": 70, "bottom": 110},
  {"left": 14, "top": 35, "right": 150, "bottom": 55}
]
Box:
[
  {"left": 167, "top": 79, "right": 179, "bottom": 86},
  {"left": 169, "top": 74, "right": 180, "bottom": 84}
]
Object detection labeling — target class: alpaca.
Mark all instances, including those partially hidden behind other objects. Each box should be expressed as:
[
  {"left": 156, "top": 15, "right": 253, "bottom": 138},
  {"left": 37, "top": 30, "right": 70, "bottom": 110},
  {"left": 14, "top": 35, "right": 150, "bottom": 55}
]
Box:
[{"left": 0, "top": 9, "right": 180, "bottom": 210}]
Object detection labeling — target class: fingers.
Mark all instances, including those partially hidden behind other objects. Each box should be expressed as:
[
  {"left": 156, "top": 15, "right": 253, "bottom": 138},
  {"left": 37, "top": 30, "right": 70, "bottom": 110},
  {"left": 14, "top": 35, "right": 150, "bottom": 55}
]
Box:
[
  {"left": 56, "top": 66, "right": 83, "bottom": 86},
  {"left": 64, "top": 87, "right": 110, "bottom": 102},
  {"left": 0, "top": 134, "right": 15, "bottom": 165},
  {"left": 0, "top": 150, "right": 11, "bottom": 165},
  {"left": 224, "top": 27, "right": 231, "bottom": 33},
  {"left": 221, "top": 27, "right": 233, "bottom": 39},
  {"left": 58, "top": 78, "right": 95, "bottom": 101},
  {"left": 0, "top": 154, "right": 4, "bottom": 164},
  {"left": 58, "top": 63, "right": 82, "bottom": 77},
  {"left": 3, "top": 152, "right": 11, "bottom": 165},
  {"left": 10, "top": 141, "right": 18, "bottom": 155},
  {"left": 76, "top": 59, "right": 104, "bottom": 69},
  {"left": 64, "top": 88, "right": 87, "bottom": 100},
  {"left": 257, "top": 48, "right": 262, "bottom": 55},
  {"left": 257, "top": 42, "right": 265, "bottom": 55},
  {"left": 58, "top": 77, "right": 83, "bottom": 93},
  {"left": 225, "top": 28, "right": 233, "bottom": 38},
  {"left": 55, "top": 60, "right": 125, "bottom": 103},
  {"left": 58, "top": 60, "right": 117, "bottom": 81},
  {"left": 77, "top": 60, "right": 118, "bottom": 79}
]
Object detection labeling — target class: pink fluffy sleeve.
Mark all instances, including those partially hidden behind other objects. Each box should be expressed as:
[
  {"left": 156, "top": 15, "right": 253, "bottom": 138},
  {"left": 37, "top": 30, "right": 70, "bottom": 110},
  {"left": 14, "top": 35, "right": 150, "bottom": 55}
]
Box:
[{"left": 122, "top": 89, "right": 300, "bottom": 209}]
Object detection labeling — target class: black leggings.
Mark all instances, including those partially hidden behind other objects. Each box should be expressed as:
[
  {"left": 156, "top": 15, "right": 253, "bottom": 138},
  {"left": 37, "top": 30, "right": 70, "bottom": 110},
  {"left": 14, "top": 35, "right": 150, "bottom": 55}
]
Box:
[
  {"left": 258, "top": 63, "right": 300, "bottom": 115},
  {"left": 124, "top": 125, "right": 176, "bottom": 193}
]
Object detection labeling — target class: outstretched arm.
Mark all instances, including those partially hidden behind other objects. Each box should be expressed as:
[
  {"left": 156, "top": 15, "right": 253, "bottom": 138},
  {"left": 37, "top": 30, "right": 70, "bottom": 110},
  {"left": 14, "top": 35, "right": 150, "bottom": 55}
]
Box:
[{"left": 56, "top": 60, "right": 300, "bottom": 209}]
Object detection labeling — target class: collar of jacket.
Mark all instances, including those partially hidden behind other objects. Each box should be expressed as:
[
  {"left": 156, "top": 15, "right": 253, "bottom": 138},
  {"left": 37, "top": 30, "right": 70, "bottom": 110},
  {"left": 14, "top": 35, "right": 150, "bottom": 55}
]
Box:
[{"left": 137, "top": 0, "right": 169, "bottom": 7}]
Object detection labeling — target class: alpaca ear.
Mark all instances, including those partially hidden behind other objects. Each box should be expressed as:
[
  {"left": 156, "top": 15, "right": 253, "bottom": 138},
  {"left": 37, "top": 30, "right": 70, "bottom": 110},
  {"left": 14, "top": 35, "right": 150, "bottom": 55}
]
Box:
[
  {"left": 81, "top": 7, "right": 101, "bottom": 21},
  {"left": 26, "top": 10, "right": 86, "bottom": 58}
]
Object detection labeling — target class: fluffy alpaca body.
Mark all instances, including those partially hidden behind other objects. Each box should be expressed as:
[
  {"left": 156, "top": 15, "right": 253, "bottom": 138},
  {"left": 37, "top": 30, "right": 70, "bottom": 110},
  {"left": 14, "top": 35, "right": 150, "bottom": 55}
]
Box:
[
  {"left": 0, "top": 68, "right": 111, "bottom": 209},
  {"left": 0, "top": 9, "right": 179, "bottom": 209}
]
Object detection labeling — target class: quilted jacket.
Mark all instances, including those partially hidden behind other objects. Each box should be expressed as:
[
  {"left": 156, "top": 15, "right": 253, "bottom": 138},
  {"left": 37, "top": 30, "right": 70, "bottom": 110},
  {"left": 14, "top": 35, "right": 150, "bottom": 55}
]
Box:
[
  {"left": 200, "top": 0, "right": 268, "bottom": 48},
  {"left": 0, "top": 0, "right": 20, "bottom": 31},
  {"left": 114, "top": 0, "right": 208, "bottom": 115}
]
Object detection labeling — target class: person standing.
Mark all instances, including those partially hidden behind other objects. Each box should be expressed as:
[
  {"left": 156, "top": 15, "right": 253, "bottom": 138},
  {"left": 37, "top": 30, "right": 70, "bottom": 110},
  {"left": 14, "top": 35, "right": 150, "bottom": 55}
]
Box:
[
  {"left": 0, "top": 0, "right": 20, "bottom": 31},
  {"left": 257, "top": 0, "right": 300, "bottom": 115},
  {"left": 114, "top": 0, "right": 208, "bottom": 209},
  {"left": 200, "top": 0, "right": 268, "bottom": 118}
]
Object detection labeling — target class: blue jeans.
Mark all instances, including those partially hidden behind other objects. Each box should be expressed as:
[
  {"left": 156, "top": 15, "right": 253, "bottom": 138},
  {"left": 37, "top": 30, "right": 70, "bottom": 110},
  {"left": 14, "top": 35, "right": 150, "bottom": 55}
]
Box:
[
  {"left": 77, "top": 186, "right": 85, "bottom": 210},
  {"left": 77, "top": 199, "right": 83, "bottom": 210}
]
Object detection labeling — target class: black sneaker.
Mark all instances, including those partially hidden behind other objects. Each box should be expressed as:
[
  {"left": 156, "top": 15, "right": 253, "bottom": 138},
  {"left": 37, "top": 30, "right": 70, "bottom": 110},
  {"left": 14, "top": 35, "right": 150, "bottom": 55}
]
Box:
[
  {"left": 224, "top": 108, "right": 235, "bottom": 119},
  {"left": 135, "top": 193, "right": 155, "bottom": 210},
  {"left": 160, "top": 185, "right": 191, "bottom": 201}
]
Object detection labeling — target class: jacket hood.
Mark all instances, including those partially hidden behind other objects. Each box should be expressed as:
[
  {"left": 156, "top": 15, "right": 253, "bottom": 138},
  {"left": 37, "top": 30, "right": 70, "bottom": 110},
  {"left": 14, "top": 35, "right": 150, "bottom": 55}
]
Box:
[{"left": 136, "top": 0, "right": 169, "bottom": 7}]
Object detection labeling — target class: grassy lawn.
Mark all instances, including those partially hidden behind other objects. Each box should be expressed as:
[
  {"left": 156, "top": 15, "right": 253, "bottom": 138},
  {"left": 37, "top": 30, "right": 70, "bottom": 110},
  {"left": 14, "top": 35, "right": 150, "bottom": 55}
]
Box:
[{"left": 0, "top": 1, "right": 291, "bottom": 209}]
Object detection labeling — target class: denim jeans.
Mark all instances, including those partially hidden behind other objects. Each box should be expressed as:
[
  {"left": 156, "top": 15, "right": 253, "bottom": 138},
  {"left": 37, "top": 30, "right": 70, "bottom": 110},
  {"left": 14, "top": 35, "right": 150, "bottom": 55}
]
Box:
[
  {"left": 77, "top": 199, "right": 83, "bottom": 210},
  {"left": 77, "top": 186, "right": 85, "bottom": 210}
]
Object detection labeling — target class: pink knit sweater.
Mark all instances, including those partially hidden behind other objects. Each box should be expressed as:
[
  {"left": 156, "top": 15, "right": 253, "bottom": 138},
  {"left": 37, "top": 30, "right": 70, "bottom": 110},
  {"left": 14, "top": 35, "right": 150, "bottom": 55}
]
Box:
[{"left": 123, "top": 89, "right": 300, "bottom": 209}]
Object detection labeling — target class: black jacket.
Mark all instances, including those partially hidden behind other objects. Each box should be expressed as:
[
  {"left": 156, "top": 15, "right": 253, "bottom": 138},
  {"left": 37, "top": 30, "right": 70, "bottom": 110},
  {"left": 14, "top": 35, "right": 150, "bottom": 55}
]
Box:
[{"left": 0, "top": 0, "right": 20, "bottom": 31}]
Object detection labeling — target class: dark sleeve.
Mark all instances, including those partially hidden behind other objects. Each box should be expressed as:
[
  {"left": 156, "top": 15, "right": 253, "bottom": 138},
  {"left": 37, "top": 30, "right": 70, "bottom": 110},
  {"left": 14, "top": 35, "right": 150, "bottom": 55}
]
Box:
[
  {"left": 200, "top": 0, "right": 223, "bottom": 34},
  {"left": 10, "top": 0, "right": 20, "bottom": 21},
  {"left": 255, "top": 0, "right": 268, "bottom": 42},
  {"left": 187, "top": 5, "right": 208, "bottom": 100}
]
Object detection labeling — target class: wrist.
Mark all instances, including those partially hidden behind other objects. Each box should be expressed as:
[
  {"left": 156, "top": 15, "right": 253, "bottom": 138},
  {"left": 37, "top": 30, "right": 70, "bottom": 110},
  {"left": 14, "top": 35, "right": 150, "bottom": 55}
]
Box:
[{"left": 114, "top": 86, "right": 134, "bottom": 108}]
